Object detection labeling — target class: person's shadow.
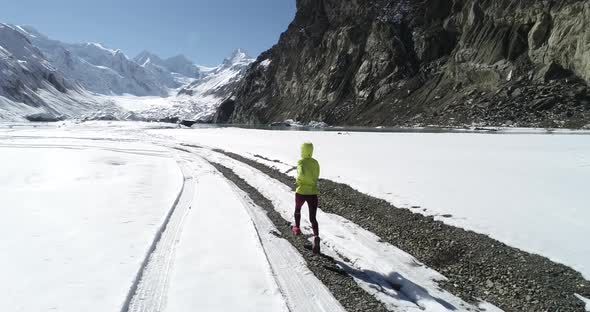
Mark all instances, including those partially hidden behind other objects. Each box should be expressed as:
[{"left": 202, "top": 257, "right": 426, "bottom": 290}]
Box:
[{"left": 336, "top": 260, "right": 457, "bottom": 310}]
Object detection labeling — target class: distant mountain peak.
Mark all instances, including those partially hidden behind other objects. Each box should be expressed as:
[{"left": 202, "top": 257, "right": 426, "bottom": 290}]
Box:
[
  {"left": 223, "top": 49, "right": 253, "bottom": 67},
  {"left": 9, "top": 24, "right": 44, "bottom": 39},
  {"left": 134, "top": 50, "right": 163, "bottom": 66}
]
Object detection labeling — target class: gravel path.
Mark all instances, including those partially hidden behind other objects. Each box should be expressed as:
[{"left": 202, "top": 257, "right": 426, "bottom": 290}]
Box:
[
  {"left": 215, "top": 149, "right": 590, "bottom": 312},
  {"left": 210, "top": 162, "right": 390, "bottom": 312}
]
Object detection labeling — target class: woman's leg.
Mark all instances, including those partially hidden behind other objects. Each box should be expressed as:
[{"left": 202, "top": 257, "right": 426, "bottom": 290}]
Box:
[
  {"left": 294, "top": 193, "right": 305, "bottom": 229},
  {"left": 308, "top": 195, "right": 319, "bottom": 237}
]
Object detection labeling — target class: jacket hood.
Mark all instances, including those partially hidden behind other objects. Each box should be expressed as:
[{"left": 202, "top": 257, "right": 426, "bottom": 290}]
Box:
[{"left": 301, "top": 142, "right": 314, "bottom": 159}]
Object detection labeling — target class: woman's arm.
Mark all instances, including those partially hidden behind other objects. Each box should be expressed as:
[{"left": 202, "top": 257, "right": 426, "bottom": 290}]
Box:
[{"left": 296, "top": 160, "right": 304, "bottom": 185}]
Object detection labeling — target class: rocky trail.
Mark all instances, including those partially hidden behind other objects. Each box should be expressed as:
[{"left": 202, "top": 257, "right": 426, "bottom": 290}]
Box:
[
  {"left": 118, "top": 138, "right": 490, "bottom": 312},
  {"left": 205, "top": 148, "right": 590, "bottom": 312}
]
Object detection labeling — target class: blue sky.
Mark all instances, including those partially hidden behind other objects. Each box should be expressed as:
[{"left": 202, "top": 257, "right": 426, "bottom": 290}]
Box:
[{"left": 1, "top": 0, "right": 296, "bottom": 66}]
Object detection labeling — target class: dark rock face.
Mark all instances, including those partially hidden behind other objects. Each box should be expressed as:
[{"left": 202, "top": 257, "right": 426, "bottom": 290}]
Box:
[
  {"left": 213, "top": 97, "right": 236, "bottom": 124},
  {"left": 25, "top": 112, "right": 65, "bottom": 122},
  {"left": 217, "top": 0, "right": 590, "bottom": 128}
]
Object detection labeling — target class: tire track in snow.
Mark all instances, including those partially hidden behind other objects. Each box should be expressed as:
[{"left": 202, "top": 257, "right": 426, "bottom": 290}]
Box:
[
  {"left": 194, "top": 147, "right": 493, "bottom": 312},
  {"left": 207, "top": 163, "right": 348, "bottom": 312},
  {"left": 163, "top": 147, "right": 345, "bottom": 312},
  {"left": 121, "top": 157, "right": 195, "bottom": 312},
  {"left": 158, "top": 142, "right": 350, "bottom": 311}
]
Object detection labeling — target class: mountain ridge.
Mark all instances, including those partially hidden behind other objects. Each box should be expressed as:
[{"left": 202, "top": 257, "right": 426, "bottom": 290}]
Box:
[
  {"left": 216, "top": 0, "right": 590, "bottom": 129},
  {"left": 15, "top": 26, "right": 177, "bottom": 96},
  {"left": 0, "top": 23, "right": 113, "bottom": 121}
]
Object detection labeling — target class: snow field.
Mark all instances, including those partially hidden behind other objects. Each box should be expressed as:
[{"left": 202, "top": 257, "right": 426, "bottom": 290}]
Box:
[
  {"left": 0, "top": 129, "right": 346, "bottom": 312},
  {"left": 0, "top": 138, "right": 183, "bottom": 312},
  {"left": 156, "top": 127, "right": 590, "bottom": 279},
  {"left": 2, "top": 122, "right": 588, "bottom": 312}
]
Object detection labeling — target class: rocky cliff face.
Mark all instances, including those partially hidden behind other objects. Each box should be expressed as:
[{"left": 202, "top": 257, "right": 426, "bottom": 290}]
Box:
[{"left": 217, "top": 0, "right": 590, "bottom": 128}]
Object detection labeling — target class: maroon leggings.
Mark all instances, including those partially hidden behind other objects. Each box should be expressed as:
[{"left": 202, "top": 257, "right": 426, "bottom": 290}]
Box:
[{"left": 294, "top": 193, "right": 319, "bottom": 236}]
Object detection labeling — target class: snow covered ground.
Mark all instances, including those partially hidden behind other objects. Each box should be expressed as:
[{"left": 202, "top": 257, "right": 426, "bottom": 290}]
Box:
[
  {"left": 575, "top": 294, "right": 590, "bottom": 311},
  {"left": 0, "top": 136, "right": 183, "bottom": 312},
  {"left": 1, "top": 121, "right": 588, "bottom": 311},
  {"left": 164, "top": 165, "right": 289, "bottom": 312},
  {"left": 152, "top": 127, "right": 590, "bottom": 280}
]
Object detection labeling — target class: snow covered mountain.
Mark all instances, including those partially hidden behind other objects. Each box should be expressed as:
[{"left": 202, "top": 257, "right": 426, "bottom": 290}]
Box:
[
  {"left": 170, "top": 49, "right": 254, "bottom": 121},
  {"left": 0, "top": 23, "right": 123, "bottom": 121},
  {"left": 116, "top": 49, "right": 255, "bottom": 122},
  {"left": 178, "top": 49, "right": 253, "bottom": 99},
  {"left": 134, "top": 51, "right": 202, "bottom": 79},
  {"left": 0, "top": 22, "right": 254, "bottom": 122},
  {"left": 14, "top": 26, "right": 176, "bottom": 96}
]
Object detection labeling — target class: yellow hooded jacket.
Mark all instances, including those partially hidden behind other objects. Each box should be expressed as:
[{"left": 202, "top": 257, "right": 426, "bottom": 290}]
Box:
[{"left": 296, "top": 142, "right": 320, "bottom": 195}]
